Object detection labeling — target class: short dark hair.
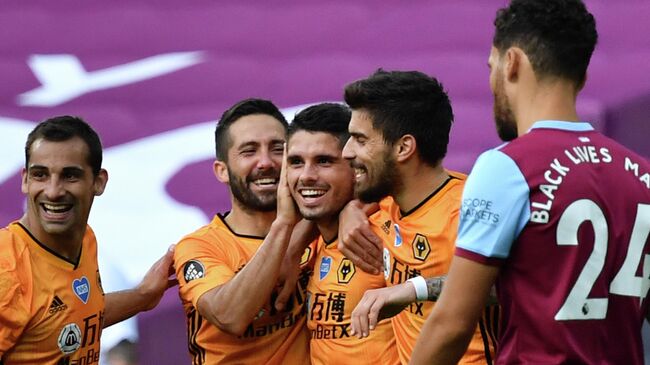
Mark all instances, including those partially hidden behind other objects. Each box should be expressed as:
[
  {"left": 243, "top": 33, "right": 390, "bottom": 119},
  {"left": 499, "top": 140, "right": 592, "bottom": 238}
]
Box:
[
  {"left": 25, "top": 115, "right": 103, "bottom": 176},
  {"left": 493, "top": 0, "right": 598, "bottom": 87},
  {"left": 288, "top": 103, "right": 351, "bottom": 148},
  {"left": 214, "top": 98, "right": 288, "bottom": 161},
  {"left": 344, "top": 69, "right": 453, "bottom": 166}
]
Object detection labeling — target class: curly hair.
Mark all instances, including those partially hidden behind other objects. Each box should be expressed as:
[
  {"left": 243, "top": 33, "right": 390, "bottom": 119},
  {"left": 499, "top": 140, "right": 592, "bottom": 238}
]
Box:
[{"left": 493, "top": 0, "right": 598, "bottom": 87}]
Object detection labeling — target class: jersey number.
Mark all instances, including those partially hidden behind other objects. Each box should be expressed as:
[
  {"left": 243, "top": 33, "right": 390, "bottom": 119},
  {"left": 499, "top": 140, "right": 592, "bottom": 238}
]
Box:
[{"left": 555, "top": 200, "right": 650, "bottom": 320}]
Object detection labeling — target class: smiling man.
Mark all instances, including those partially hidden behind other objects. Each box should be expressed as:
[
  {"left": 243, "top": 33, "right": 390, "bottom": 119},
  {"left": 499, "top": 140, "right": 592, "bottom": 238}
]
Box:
[
  {"left": 340, "top": 70, "right": 498, "bottom": 364},
  {"left": 285, "top": 103, "right": 400, "bottom": 365},
  {"left": 0, "top": 116, "right": 175, "bottom": 365},
  {"left": 173, "top": 98, "right": 312, "bottom": 364}
]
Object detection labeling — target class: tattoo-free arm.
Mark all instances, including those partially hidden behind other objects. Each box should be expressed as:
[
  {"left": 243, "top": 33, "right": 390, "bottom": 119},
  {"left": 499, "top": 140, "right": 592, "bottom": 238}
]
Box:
[
  {"left": 103, "top": 246, "right": 177, "bottom": 328},
  {"left": 409, "top": 257, "right": 499, "bottom": 365},
  {"left": 338, "top": 199, "right": 383, "bottom": 274}
]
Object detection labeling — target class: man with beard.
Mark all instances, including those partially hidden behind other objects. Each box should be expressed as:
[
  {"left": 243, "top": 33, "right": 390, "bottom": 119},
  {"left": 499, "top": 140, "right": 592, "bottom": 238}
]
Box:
[
  {"left": 409, "top": 1, "right": 650, "bottom": 364},
  {"left": 173, "top": 98, "right": 311, "bottom": 364},
  {"left": 0, "top": 116, "right": 176, "bottom": 365},
  {"left": 340, "top": 70, "right": 498, "bottom": 364},
  {"left": 285, "top": 103, "right": 400, "bottom": 365}
]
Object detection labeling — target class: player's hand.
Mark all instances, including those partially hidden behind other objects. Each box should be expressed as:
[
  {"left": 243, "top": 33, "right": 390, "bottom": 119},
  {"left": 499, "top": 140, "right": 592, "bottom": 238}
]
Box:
[
  {"left": 350, "top": 283, "right": 416, "bottom": 338},
  {"left": 338, "top": 200, "right": 383, "bottom": 274},
  {"left": 276, "top": 144, "right": 300, "bottom": 226},
  {"left": 136, "top": 245, "right": 178, "bottom": 311}
]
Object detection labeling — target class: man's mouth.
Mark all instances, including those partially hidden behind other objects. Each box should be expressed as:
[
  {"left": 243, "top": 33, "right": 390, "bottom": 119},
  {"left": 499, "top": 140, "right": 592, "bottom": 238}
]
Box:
[
  {"left": 251, "top": 177, "right": 278, "bottom": 187},
  {"left": 40, "top": 203, "right": 73, "bottom": 220}
]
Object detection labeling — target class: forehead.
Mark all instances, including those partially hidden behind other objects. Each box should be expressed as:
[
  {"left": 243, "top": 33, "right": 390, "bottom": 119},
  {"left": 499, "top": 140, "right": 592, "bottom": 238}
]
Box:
[
  {"left": 228, "top": 114, "right": 286, "bottom": 147},
  {"left": 28, "top": 137, "right": 90, "bottom": 169},
  {"left": 288, "top": 131, "right": 342, "bottom": 157},
  {"left": 349, "top": 109, "right": 379, "bottom": 137}
]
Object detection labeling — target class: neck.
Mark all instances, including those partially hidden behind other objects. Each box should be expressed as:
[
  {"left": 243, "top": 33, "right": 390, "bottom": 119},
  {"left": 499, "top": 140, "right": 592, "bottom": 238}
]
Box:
[
  {"left": 225, "top": 202, "right": 276, "bottom": 237},
  {"left": 19, "top": 214, "right": 83, "bottom": 262},
  {"left": 393, "top": 161, "right": 449, "bottom": 213},
  {"left": 515, "top": 79, "right": 580, "bottom": 136},
  {"left": 315, "top": 216, "right": 339, "bottom": 244}
]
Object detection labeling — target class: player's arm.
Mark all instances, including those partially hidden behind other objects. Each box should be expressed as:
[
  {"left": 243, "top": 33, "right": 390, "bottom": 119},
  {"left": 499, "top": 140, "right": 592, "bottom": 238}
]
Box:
[
  {"left": 409, "top": 257, "right": 499, "bottom": 365},
  {"left": 103, "top": 246, "right": 177, "bottom": 328},
  {"left": 196, "top": 149, "right": 299, "bottom": 336},
  {"left": 337, "top": 199, "right": 383, "bottom": 274},
  {"left": 351, "top": 274, "right": 497, "bottom": 337},
  {"left": 274, "top": 219, "right": 318, "bottom": 311},
  {"left": 646, "top": 304, "right": 650, "bottom": 323}
]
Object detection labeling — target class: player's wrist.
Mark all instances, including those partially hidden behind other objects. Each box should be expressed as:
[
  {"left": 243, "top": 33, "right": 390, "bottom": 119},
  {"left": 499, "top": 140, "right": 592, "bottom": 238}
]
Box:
[{"left": 407, "top": 276, "right": 428, "bottom": 302}]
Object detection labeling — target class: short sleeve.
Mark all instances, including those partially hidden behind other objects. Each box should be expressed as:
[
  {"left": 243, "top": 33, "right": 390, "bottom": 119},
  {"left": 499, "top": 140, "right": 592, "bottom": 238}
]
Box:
[
  {"left": 174, "top": 236, "right": 236, "bottom": 309},
  {"left": 455, "top": 149, "right": 530, "bottom": 263}
]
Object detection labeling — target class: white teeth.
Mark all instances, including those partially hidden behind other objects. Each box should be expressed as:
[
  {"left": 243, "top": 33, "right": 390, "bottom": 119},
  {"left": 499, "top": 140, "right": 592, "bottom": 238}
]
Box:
[
  {"left": 301, "top": 189, "right": 325, "bottom": 197},
  {"left": 254, "top": 178, "right": 277, "bottom": 185},
  {"left": 43, "top": 204, "right": 71, "bottom": 212}
]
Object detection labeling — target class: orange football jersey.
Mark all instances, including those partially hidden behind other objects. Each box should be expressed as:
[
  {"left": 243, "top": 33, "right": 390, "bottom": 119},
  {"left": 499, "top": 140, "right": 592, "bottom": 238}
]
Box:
[
  {"left": 174, "top": 213, "right": 311, "bottom": 365},
  {"left": 0, "top": 222, "right": 105, "bottom": 365},
  {"left": 306, "top": 235, "right": 400, "bottom": 365},
  {"left": 371, "top": 172, "right": 498, "bottom": 364}
]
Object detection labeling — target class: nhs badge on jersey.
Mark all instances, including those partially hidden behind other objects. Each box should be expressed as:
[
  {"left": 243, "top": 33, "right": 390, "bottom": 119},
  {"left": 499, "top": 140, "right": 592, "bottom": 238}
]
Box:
[
  {"left": 394, "top": 223, "right": 403, "bottom": 247},
  {"left": 383, "top": 247, "right": 391, "bottom": 280},
  {"left": 319, "top": 256, "right": 332, "bottom": 280},
  {"left": 72, "top": 276, "right": 90, "bottom": 304}
]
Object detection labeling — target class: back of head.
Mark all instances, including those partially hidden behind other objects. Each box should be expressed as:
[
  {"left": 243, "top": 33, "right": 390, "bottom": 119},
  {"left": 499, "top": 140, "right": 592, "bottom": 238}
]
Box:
[
  {"left": 214, "top": 98, "right": 288, "bottom": 161},
  {"left": 25, "top": 115, "right": 103, "bottom": 176},
  {"left": 493, "top": 0, "right": 598, "bottom": 87},
  {"left": 344, "top": 69, "right": 453, "bottom": 166},
  {"left": 288, "top": 103, "right": 351, "bottom": 148}
]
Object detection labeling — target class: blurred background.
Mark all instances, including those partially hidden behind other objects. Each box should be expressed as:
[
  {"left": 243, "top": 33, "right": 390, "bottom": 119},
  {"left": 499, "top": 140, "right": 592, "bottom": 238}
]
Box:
[{"left": 1, "top": 1, "right": 648, "bottom": 364}]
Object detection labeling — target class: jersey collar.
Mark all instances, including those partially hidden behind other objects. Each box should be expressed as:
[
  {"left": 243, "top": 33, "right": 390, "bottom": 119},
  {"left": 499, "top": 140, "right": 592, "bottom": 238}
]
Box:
[{"left": 528, "top": 120, "right": 595, "bottom": 132}]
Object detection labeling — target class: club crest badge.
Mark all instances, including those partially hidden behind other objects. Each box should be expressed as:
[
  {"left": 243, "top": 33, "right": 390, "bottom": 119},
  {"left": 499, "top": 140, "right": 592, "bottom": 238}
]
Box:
[
  {"left": 412, "top": 233, "right": 431, "bottom": 261},
  {"left": 72, "top": 276, "right": 90, "bottom": 304},
  {"left": 394, "top": 224, "right": 403, "bottom": 247},
  {"left": 183, "top": 260, "right": 205, "bottom": 282},
  {"left": 337, "top": 258, "right": 356, "bottom": 284},
  {"left": 319, "top": 256, "right": 332, "bottom": 280}
]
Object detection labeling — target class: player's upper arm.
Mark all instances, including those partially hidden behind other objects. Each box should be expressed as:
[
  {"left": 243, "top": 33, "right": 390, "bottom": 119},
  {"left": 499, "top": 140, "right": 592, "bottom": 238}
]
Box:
[{"left": 456, "top": 149, "right": 530, "bottom": 260}]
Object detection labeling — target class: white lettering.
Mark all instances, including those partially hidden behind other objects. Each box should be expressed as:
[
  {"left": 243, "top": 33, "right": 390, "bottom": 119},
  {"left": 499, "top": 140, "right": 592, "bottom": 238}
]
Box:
[{"left": 600, "top": 148, "right": 612, "bottom": 163}]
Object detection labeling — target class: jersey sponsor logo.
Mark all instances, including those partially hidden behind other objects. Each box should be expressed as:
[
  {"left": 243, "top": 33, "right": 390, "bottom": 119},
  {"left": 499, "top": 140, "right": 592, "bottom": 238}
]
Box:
[
  {"left": 49, "top": 295, "right": 68, "bottom": 315},
  {"left": 394, "top": 223, "right": 403, "bottom": 247},
  {"left": 383, "top": 247, "right": 391, "bottom": 280},
  {"left": 72, "top": 276, "right": 90, "bottom": 304},
  {"left": 311, "top": 323, "right": 351, "bottom": 340},
  {"left": 300, "top": 246, "right": 312, "bottom": 266},
  {"left": 57, "top": 323, "right": 82, "bottom": 354},
  {"left": 319, "top": 256, "right": 332, "bottom": 280},
  {"left": 183, "top": 260, "right": 205, "bottom": 282},
  {"left": 337, "top": 258, "right": 356, "bottom": 284},
  {"left": 412, "top": 233, "right": 430, "bottom": 261}
]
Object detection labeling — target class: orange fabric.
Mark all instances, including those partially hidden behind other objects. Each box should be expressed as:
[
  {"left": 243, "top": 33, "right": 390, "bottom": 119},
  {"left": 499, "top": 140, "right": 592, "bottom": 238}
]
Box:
[
  {"left": 174, "top": 214, "right": 311, "bottom": 365},
  {"left": 306, "top": 236, "right": 400, "bottom": 365},
  {"left": 371, "top": 172, "right": 497, "bottom": 364},
  {"left": 0, "top": 222, "right": 105, "bottom": 365}
]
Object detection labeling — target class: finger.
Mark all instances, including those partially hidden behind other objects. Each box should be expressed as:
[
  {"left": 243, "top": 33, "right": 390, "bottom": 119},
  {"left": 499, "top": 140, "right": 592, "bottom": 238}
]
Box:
[
  {"left": 342, "top": 235, "right": 382, "bottom": 274},
  {"left": 368, "top": 297, "right": 383, "bottom": 331}
]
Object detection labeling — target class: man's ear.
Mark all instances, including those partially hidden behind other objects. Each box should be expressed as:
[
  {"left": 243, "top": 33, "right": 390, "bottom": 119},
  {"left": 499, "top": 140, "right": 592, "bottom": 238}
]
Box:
[
  {"left": 213, "top": 160, "right": 229, "bottom": 183},
  {"left": 394, "top": 134, "right": 417, "bottom": 163},
  {"left": 504, "top": 47, "right": 522, "bottom": 83},
  {"left": 21, "top": 168, "right": 28, "bottom": 194},
  {"left": 93, "top": 169, "right": 109, "bottom": 196}
]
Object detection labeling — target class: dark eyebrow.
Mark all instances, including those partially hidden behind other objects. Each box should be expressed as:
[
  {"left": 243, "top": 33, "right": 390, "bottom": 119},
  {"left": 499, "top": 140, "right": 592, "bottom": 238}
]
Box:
[
  {"left": 62, "top": 166, "right": 85, "bottom": 175},
  {"left": 237, "top": 141, "right": 260, "bottom": 150}
]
